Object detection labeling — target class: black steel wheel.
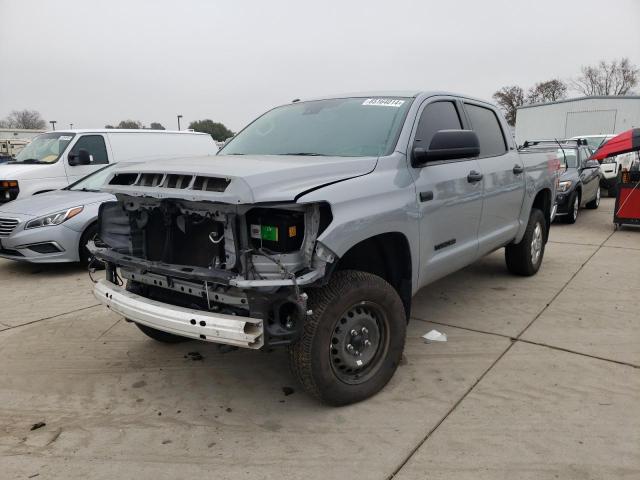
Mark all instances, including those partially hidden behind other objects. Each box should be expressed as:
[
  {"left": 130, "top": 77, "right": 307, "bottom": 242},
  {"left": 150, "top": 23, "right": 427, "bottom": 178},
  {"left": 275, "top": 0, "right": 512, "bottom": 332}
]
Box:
[{"left": 289, "top": 270, "right": 406, "bottom": 405}]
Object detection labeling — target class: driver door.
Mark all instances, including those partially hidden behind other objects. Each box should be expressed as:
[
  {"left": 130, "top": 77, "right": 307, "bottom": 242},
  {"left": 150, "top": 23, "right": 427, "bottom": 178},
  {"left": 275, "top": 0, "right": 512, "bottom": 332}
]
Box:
[
  {"left": 65, "top": 134, "right": 110, "bottom": 183},
  {"left": 408, "top": 98, "right": 484, "bottom": 288}
]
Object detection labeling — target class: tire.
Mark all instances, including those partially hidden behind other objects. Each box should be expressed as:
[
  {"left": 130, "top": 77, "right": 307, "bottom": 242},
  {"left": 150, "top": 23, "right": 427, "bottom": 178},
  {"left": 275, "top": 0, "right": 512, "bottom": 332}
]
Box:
[
  {"left": 562, "top": 192, "right": 579, "bottom": 224},
  {"left": 586, "top": 187, "right": 600, "bottom": 209},
  {"left": 135, "top": 323, "right": 190, "bottom": 344},
  {"left": 289, "top": 270, "right": 406, "bottom": 406},
  {"left": 505, "top": 208, "right": 546, "bottom": 276},
  {"left": 79, "top": 223, "right": 101, "bottom": 268}
]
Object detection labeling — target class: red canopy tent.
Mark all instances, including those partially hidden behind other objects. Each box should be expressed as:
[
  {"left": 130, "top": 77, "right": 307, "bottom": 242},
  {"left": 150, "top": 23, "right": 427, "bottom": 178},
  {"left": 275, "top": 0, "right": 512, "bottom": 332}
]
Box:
[
  {"left": 591, "top": 128, "right": 640, "bottom": 228},
  {"left": 591, "top": 128, "right": 640, "bottom": 161}
]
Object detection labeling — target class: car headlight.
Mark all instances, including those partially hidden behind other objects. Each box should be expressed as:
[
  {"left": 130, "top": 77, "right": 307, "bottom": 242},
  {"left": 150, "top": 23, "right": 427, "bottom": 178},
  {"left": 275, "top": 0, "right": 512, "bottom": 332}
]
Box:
[
  {"left": 602, "top": 157, "right": 616, "bottom": 164},
  {"left": 558, "top": 181, "right": 573, "bottom": 193},
  {"left": 25, "top": 206, "right": 84, "bottom": 229}
]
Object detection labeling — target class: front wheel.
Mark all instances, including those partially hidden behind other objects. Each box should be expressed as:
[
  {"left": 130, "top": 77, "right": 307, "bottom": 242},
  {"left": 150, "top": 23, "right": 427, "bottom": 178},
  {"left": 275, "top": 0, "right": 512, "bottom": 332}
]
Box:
[
  {"left": 505, "top": 208, "right": 546, "bottom": 276},
  {"left": 289, "top": 270, "right": 406, "bottom": 406},
  {"left": 563, "top": 193, "right": 579, "bottom": 224}
]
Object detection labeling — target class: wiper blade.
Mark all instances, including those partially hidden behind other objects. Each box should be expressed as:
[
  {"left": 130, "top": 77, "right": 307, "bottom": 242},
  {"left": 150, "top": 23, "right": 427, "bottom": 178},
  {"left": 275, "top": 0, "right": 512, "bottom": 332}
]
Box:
[
  {"left": 9, "top": 158, "right": 46, "bottom": 164},
  {"left": 279, "top": 152, "right": 327, "bottom": 156}
]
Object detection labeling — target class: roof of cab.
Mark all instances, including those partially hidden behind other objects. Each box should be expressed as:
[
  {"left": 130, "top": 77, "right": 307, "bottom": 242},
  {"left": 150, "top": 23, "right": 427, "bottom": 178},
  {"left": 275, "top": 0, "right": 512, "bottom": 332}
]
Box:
[
  {"left": 300, "top": 90, "right": 496, "bottom": 106},
  {"left": 39, "top": 129, "right": 208, "bottom": 135}
]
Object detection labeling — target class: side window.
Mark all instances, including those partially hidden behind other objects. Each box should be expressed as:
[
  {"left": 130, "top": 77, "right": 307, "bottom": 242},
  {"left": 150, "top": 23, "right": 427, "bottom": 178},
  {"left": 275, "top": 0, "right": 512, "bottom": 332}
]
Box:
[
  {"left": 464, "top": 104, "right": 507, "bottom": 157},
  {"left": 414, "top": 101, "right": 462, "bottom": 149},
  {"left": 69, "top": 135, "right": 108, "bottom": 164}
]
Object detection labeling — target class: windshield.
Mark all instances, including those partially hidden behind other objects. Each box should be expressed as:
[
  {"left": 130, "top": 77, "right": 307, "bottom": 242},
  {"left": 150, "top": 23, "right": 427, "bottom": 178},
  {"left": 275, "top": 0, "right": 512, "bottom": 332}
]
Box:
[
  {"left": 220, "top": 97, "right": 412, "bottom": 157},
  {"left": 67, "top": 163, "right": 117, "bottom": 191},
  {"left": 575, "top": 136, "right": 612, "bottom": 149},
  {"left": 12, "top": 133, "right": 75, "bottom": 164},
  {"left": 557, "top": 148, "right": 579, "bottom": 169}
]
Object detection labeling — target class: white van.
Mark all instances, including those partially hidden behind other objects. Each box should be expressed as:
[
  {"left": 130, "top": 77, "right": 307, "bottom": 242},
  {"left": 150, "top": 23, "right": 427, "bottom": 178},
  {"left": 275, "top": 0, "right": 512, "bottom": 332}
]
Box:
[{"left": 0, "top": 129, "right": 217, "bottom": 203}]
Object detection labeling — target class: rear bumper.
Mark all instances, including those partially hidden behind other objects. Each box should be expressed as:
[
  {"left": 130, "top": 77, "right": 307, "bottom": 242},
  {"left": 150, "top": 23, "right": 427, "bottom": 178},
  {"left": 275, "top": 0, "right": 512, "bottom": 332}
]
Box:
[{"left": 94, "top": 279, "right": 264, "bottom": 349}]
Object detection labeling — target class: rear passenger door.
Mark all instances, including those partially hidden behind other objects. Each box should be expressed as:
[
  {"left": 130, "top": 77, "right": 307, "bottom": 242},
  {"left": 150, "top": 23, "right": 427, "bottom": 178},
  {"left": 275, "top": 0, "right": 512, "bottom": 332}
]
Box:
[
  {"left": 65, "top": 134, "right": 110, "bottom": 183},
  {"left": 408, "top": 97, "right": 484, "bottom": 287},
  {"left": 462, "top": 102, "right": 524, "bottom": 255}
]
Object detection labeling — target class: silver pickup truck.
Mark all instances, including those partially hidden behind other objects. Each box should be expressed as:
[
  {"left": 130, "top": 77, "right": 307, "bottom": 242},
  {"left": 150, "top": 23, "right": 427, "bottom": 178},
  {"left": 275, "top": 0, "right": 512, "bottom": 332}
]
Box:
[{"left": 90, "top": 92, "right": 558, "bottom": 405}]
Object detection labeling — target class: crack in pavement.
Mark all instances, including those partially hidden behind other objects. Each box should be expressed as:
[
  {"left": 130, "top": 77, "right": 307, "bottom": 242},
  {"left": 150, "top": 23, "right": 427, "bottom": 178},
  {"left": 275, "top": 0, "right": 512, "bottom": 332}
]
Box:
[
  {"left": 0, "top": 304, "right": 101, "bottom": 335},
  {"left": 390, "top": 229, "right": 618, "bottom": 479}
]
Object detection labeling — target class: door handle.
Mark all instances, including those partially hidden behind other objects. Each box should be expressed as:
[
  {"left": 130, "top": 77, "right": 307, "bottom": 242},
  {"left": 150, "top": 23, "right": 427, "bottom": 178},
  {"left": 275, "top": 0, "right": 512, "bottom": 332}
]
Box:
[
  {"left": 467, "top": 170, "right": 483, "bottom": 183},
  {"left": 419, "top": 191, "right": 434, "bottom": 202},
  {"left": 513, "top": 164, "right": 524, "bottom": 174}
]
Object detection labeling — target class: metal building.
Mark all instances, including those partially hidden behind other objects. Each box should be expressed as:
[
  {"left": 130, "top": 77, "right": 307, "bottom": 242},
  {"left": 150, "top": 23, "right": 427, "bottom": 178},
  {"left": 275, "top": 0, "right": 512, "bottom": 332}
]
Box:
[{"left": 515, "top": 96, "right": 640, "bottom": 145}]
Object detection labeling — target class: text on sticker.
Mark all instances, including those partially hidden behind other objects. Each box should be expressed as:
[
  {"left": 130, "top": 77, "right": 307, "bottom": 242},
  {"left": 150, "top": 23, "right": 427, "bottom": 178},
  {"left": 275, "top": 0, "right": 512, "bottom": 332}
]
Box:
[{"left": 362, "top": 98, "right": 405, "bottom": 107}]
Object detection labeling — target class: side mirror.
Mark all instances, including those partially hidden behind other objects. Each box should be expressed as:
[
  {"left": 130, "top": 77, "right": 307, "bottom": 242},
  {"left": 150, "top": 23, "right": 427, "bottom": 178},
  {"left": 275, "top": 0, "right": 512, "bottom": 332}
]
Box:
[
  {"left": 69, "top": 148, "right": 92, "bottom": 166},
  {"left": 583, "top": 159, "right": 600, "bottom": 169},
  {"left": 413, "top": 130, "right": 480, "bottom": 166}
]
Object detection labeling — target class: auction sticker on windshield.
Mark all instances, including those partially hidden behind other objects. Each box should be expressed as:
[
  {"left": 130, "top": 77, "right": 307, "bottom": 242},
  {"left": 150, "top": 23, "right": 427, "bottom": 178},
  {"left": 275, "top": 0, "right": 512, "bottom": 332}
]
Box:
[{"left": 362, "top": 98, "right": 405, "bottom": 107}]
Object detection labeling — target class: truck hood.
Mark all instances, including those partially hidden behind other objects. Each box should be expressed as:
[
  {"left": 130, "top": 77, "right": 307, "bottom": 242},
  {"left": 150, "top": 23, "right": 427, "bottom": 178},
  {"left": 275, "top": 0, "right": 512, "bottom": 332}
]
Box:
[
  {"left": 0, "top": 189, "right": 114, "bottom": 216},
  {"left": 102, "top": 154, "right": 378, "bottom": 203},
  {"left": 0, "top": 162, "right": 53, "bottom": 179}
]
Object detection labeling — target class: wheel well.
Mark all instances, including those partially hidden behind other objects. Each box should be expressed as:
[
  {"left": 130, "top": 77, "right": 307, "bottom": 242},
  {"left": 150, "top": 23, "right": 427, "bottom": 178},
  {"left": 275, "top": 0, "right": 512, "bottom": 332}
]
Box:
[
  {"left": 335, "top": 233, "right": 412, "bottom": 321},
  {"left": 532, "top": 189, "right": 551, "bottom": 241}
]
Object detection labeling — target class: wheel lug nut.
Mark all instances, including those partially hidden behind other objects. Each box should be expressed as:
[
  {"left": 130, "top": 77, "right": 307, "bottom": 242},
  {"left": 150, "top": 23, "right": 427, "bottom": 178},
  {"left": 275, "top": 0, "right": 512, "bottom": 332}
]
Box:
[
  {"left": 361, "top": 327, "right": 368, "bottom": 335},
  {"left": 346, "top": 344, "right": 354, "bottom": 352},
  {"left": 350, "top": 329, "right": 358, "bottom": 336},
  {"left": 364, "top": 340, "right": 371, "bottom": 348}
]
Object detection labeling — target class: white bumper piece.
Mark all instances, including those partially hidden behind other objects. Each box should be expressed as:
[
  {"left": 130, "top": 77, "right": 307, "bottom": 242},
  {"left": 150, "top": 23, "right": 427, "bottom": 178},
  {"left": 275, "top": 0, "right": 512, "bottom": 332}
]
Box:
[{"left": 94, "top": 279, "right": 264, "bottom": 349}]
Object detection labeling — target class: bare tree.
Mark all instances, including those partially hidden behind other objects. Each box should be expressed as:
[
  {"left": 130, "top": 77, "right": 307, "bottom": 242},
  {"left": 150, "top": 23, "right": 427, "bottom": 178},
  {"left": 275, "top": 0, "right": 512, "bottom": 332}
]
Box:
[
  {"left": 1, "top": 109, "right": 47, "bottom": 129},
  {"left": 572, "top": 58, "right": 638, "bottom": 96},
  {"left": 492, "top": 86, "right": 525, "bottom": 127},
  {"left": 527, "top": 79, "right": 567, "bottom": 104}
]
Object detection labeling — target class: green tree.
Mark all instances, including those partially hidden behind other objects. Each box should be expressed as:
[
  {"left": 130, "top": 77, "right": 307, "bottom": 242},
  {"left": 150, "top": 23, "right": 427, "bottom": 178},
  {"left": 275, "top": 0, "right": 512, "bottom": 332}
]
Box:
[
  {"left": 188, "top": 119, "right": 234, "bottom": 141},
  {"left": 149, "top": 122, "right": 165, "bottom": 130}
]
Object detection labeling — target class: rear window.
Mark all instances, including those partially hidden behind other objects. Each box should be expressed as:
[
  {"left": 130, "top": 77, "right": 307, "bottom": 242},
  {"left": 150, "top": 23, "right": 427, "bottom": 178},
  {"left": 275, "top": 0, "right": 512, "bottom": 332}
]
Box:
[{"left": 465, "top": 104, "right": 507, "bottom": 157}]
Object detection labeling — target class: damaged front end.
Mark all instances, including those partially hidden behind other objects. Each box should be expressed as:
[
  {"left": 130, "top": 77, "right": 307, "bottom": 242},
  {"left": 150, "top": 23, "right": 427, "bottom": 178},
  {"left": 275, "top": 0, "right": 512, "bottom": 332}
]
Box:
[{"left": 90, "top": 172, "right": 335, "bottom": 349}]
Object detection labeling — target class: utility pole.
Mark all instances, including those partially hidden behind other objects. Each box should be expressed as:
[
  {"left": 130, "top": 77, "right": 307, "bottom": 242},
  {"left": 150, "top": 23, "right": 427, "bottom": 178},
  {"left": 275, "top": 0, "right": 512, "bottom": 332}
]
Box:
[
  {"left": 70, "top": 123, "right": 73, "bottom": 129},
  {"left": 177, "top": 115, "right": 183, "bottom": 131},
  {"left": 50, "top": 120, "right": 57, "bottom": 131}
]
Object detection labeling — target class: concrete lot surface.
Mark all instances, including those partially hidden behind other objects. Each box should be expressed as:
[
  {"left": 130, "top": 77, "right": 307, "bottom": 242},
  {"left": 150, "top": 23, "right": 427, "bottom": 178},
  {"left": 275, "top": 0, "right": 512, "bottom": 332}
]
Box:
[{"left": 0, "top": 197, "right": 638, "bottom": 479}]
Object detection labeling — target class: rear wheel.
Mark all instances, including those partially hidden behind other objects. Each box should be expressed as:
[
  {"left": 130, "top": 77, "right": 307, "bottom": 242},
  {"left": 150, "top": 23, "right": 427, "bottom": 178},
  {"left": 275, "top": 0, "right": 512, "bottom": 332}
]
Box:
[
  {"left": 586, "top": 187, "right": 600, "bottom": 209},
  {"left": 505, "top": 208, "right": 546, "bottom": 276},
  {"left": 289, "top": 270, "right": 406, "bottom": 405}
]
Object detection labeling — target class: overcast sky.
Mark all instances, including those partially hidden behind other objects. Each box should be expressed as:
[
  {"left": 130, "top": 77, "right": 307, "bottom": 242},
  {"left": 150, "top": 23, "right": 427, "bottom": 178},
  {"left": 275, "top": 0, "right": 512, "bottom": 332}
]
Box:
[{"left": 1, "top": 0, "right": 639, "bottom": 132}]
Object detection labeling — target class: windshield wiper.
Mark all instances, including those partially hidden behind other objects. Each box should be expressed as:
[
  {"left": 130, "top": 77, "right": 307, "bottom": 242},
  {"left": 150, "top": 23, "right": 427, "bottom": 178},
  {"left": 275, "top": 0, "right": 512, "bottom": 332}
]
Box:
[
  {"left": 279, "top": 152, "right": 327, "bottom": 156},
  {"left": 8, "top": 158, "right": 47, "bottom": 164}
]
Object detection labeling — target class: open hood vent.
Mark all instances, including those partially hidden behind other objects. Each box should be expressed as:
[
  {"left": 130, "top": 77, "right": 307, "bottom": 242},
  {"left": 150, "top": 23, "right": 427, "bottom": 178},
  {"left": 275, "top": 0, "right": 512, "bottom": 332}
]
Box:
[{"left": 109, "top": 172, "right": 231, "bottom": 193}]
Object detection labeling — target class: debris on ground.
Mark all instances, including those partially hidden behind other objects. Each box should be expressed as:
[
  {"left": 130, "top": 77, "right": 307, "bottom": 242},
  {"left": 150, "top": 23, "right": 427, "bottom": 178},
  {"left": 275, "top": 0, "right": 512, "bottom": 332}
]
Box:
[
  {"left": 30, "top": 422, "right": 46, "bottom": 431},
  {"left": 422, "top": 329, "right": 447, "bottom": 343},
  {"left": 184, "top": 352, "right": 203, "bottom": 361},
  {"left": 282, "top": 386, "right": 295, "bottom": 396}
]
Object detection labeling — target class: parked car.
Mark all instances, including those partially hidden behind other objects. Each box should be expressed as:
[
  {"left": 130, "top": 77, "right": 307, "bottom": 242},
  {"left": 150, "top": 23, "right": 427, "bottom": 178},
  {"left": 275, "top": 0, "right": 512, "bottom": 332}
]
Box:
[
  {"left": 525, "top": 140, "right": 600, "bottom": 223},
  {"left": 0, "top": 129, "right": 217, "bottom": 203},
  {"left": 571, "top": 135, "right": 636, "bottom": 196},
  {"left": 89, "top": 92, "right": 558, "bottom": 405},
  {"left": 0, "top": 164, "right": 123, "bottom": 265}
]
